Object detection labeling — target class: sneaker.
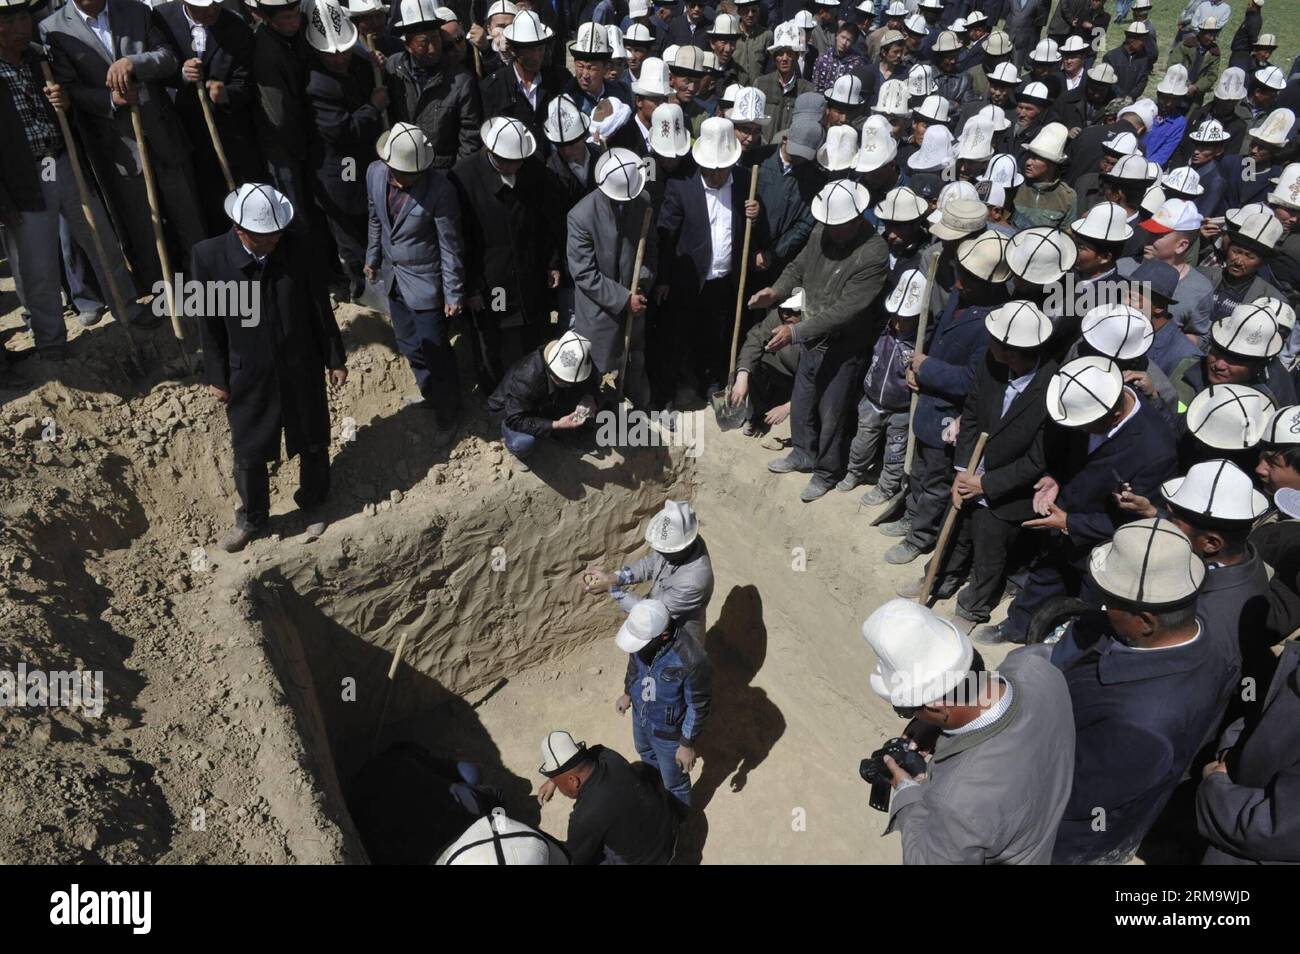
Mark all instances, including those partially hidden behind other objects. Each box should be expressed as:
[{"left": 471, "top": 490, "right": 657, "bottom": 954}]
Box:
[
  {"left": 77, "top": 309, "right": 104, "bottom": 328},
  {"left": 884, "top": 540, "right": 923, "bottom": 565},
  {"left": 768, "top": 451, "right": 813, "bottom": 474},
  {"left": 836, "top": 472, "right": 865, "bottom": 492},
  {"left": 799, "top": 476, "right": 834, "bottom": 502},
  {"left": 972, "top": 620, "right": 1022, "bottom": 646},
  {"left": 860, "top": 485, "right": 897, "bottom": 506},
  {"left": 219, "top": 525, "right": 259, "bottom": 553},
  {"left": 877, "top": 516, "right": 912, "bottom": 537}
]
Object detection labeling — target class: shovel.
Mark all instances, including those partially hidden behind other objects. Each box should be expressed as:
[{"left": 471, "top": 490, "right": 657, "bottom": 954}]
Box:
[
  {"left": 711, "top": 165, "right": 760, "bottom": 431},
  {"left": 870, "top": 251, "right": 940, "bottom": 525}
]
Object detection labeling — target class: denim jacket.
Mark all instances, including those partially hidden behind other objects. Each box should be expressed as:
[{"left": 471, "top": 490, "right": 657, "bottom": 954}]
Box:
[{"left": 623, "top": 624, "right": 713, "bottom": 745}]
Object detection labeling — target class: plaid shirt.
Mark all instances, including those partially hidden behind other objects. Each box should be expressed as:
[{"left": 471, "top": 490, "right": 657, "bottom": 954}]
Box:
[{"left": 0, "top": 52, "right": 61, "bottom": 160}]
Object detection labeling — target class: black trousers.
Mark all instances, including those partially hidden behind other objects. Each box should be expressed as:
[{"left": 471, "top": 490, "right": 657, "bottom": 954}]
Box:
[
  {"left": 234, "top": 445, "right": 330, "bottom": 530},
  {"left": 937, "top": 504, "right": 1025, "bottom": 622},
  {"left": 747, "top": 365, "right": 795, "bottom": 429},
  {"left": 790, "top": 339, "right": 863, "bottom": 483},
  {"left": 671, "top": 276, "right": 735, "bottom": 395},
  {"left": 904, "top": 439, "right": 953, "bottom": 550},
  {"left": 1005, "top": 536, "right": 1104, "bottom": 639}
]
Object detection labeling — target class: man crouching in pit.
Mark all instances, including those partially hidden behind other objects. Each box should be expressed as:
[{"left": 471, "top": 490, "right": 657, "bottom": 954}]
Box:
[{"left": 195, "top": 184, "right": 348, "bottom": 553}]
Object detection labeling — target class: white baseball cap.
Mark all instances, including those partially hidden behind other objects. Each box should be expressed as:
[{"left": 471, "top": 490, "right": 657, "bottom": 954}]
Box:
[{"left": 616, "top": 598, "right": 671, "bottom": 653}]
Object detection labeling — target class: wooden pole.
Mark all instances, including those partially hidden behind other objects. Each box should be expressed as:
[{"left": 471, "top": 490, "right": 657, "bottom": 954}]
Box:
[
  {"left": 903, "top": 250, "right": 941, "bottom": 474},
  {"left": 195, "top": 65, "right": 236, "bottom": 192},
  {"left": 129, "top": 103, "right": 191, "bottom": 369},
  {"left": 725, "top": 167, "right": 761, "bottom": 388},
  {"left": 918, "top": 431, "right": 990, "bottom": 606},
  {"left": 365, "top": 34, "right": 389, "bottom": 130},
  {"left": 617, "top": 205, "right": 654, "bottom": 403},
  {"left": 371, "top": 631, "right": 409, "bottom": 756},
  {"left": 38, "top": 60, "right": 144, "bottom": 366}
]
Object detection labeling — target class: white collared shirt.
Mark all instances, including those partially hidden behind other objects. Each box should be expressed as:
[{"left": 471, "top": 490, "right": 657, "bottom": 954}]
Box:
[
  {"left": 76, "top": 3, "right": 115, "bottom": 58},
  {"left": 1088, "top": 386, "right": 1141, "bottom": 454},
  {"left": 515, "top": 63, "right": 541, "bottom": 111},
  {"left": 702, "top": 173, "right": 733, "bottom": 281},
  {"left": 1001, "top": 364, "right": 1038, "bottom": 418},
  {"left": 183, "top": 4, "right": 209, "bottom": 56},
  {"left": 636, "top": 112, "right": 652, "bottom": 148}
]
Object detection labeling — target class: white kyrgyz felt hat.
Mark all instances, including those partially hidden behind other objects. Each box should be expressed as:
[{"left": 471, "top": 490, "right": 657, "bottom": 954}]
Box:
[
  {"left": 1249, "top": 108, "right": 1296, "bottom": 146},
  {"left": 855, "top": 115, "right": 898, "bottom": 173},
  {"left": 1070, "top": 201, "right": 1134, "bottom": 244},
  {"left": 1006, "top": 226, "right": 1077, "bottom": 285},
  {"left": 693, "top": 116, "right": 742, "bottom": 169},
  {"left": 885, "top": 268, "right": 928, "bottom": 318},
  {"left": 779, "top": 287, "right": 804, "bottom": 311},
  {"left": 986, "top": 300, "right": 1052, "bottom": 349},
  {"left": 956, "top": 229, "right": 1012, "bottom": 282},
  {"left": 956, "top": 117, "right": 995, "bottom": 161},
  {"left": 542, "top": 330, "right": 593, "bottom": 383},
  {"left": 1025, "top": 121, "right": 1069, "bottom": 164},
  {"left": 1253, "top": 295, "right": 1296, "bottom": 333},
  {"left": 982, "top": 152, "right": 1024, "bottom": 188},
  {"left": 1268, "top": 162, "right": 1300, "bottom": 210},
  {"left": 1211, "top": 301, "right": 1285, "bottom": 359},
  {"left": 907, "top": 63, "right": 937, "bottom": 97},
  {"left": 303, "top": 0, "right": 358, "bottom": 53},
  {"left": 812, "top": 179, "right": 871, "bottom": 226},
  {"left": 1215, "top": 66, "right": 1248, "bottom": 100},
  {"left": 1189, "top": 117, "right": 1231, "bottom": 143},
  {"left": 481, "top": 116, "right": 537, "bottom": 159},
  {"left": 544, "top": 95, "right": 589, "bottom": 145},
  {"left": 594, "top": 147, "right": 648, "bottom": 202},
  {"left": 503, "top": 9, "right": 551, "bottom": 44},
  {"left": 539, "top": 730, "right": 586, "bottom": 776},
  {"left": 1082, "top": 303, "right": 1154, "bottom": 360},
  {"left": 1185, "top": 384, "right": 1275, "bottom": 450},
  {"left": 929, "top": 197, "right": 986, "bottom": 241},
  {"left": 648, "top": 102, "right": 691, "bottom": 158},
  {"left": 913, "top": 94, "right": 950, "bottom": 124},
  {"left": 224, "top": 183, "right": 295, "bottom": 233},
  {"left": 616, "top": 598, "right": 671, "bottom": 652},
  {"left": 768, "top": 21, "right": 807, "bottom": 53},
  {"left": 908, "top": 125, "right": 954, "bottom": 172},
  {"left": 1161, "top": 459, "right": 1269, "bottom": 524},
  {"left": 872, "top": 79, "right": 911, "bottom": 117},
  {"left": 729, "top": 87, "right": 768, "bottom": 127},
  {"left": 863, "top": 599, "right": 973, "bottom": 708},
  {"left": 1263, "top": 405, "right": 1300, "bottom": 445},
  {"left": 376, "top": 122, "right": 435, "bottom": 173},
  {"left": 436, "top": 808, "right": 569, "bottom": 865},
  {"left": 825, "top": 73, "right": 866, "bottom": 108},
  {"left": 1158, "top": 64, "right": 1190, "bottom": 97},
  {"left": 974, "top": 103, "right": 1010, "bottom": 133},
  {"left": 1088, "top": 518, "right": 1204, "bottom": 608},
  {"left": 874, "top": 186, "right": 928, "bottom": 223},
  {"left": 1029, "top": 38, "right": 1060, "bottom": 64},
  {"left": 818, "top": 124, "right": 859, "bottom": 172},
  {"left": 1047, "top": 356, "right": 1124, "bottom": 427},
  {"left": 1161, "top": 165, "right": 1204, "bottom": 197},
  {"left": 644, "top": 500, "right": 699, "bottom": 553}
]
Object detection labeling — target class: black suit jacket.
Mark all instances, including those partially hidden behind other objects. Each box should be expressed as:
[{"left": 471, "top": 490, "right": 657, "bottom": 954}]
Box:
[
  {"left": 658, "top": 166, "right": 768, "bottom": 294},
  {"left": 957, "top": 355, "right": 1058, "bottom": 521},
  {"left": 478, "top": 63, "right": 569, "bottom": 149},
  {"left": 192, "top": 230, "right": 345, "bottom": 463},
  {"left": 155, "top": 1, "right": 262, "bottom": 181},
  {"left": 667, "top": 15, "right": 713, "bottom": 51}
]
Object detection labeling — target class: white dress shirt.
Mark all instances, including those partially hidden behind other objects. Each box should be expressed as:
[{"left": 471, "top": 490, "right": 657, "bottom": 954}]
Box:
[
  {"left": 76, "top": 4, "right": 115, "bottom": 58},
  {"left": 702, "top": 173, "right": 733, "bottom": 281},
  {"left": 1087, "top": 386, "right": 1141, "bottom": 454},
  {"left": 514, "top": 63, "right": 541, "bottom": 111},
  {"left": 184, "top": 5, "right": 209, "bottom": 57}
]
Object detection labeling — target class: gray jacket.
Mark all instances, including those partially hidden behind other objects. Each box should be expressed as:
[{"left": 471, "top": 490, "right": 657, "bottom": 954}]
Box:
[
  {"left": 885, "top": 648, "right": 1076, "bottom": 864},
  {"left": 1004, "top": 0, "right": 1051, "bottom": 38},
  {"left": 43, "top": 0, "right": 191, "bottom": 175},
  {"left": 364, "top": 160, "right": 465, "bottom": 312},
  {"left": 614, "top": 539, "right": 714, "bottom": 640},
  {"left": 568, "top": 189, "right": 658, "bottom": 375}
]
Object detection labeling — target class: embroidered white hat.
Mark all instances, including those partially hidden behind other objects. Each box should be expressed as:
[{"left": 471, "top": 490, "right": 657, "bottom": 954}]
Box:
[
  {"left": 595, "top": 147, "right": 648, "bottom": 202},
  {"left": 1157, "top": 64, "right": 1190, "bottom": 97},
  {"left": 648, "top": 102, "right": 691, "bottom": 158},
  {"left": 1082, "top": 303, "right": 1154, "bottom": 360},
  {"left": 692, "top": 116, "right": 742, "bottom": 168},
  {"left": 303, "top": 0, "right": 358, "bottom": 53},
  {"left": 1088, "top": 518, "right": 1204, "bottom": 608},
  {"left": 974, "top": 103, "right": 1011, "bottom": 133},
  {"left": 906, "top": 63, "right": 938, "bottom": 98},
  {"left": 481, "top": 116, "right": 537, "bottom": 159},
  {"left": 1007, "top": 226, "right": 1077, "bottom": 284},
  {"left": 885, "top": 267, "right": 928, "bottom": 318},
  {"left": 1025, "top": 122, "right": 1069, "bottom": 164},
  {"left": 981, "top": 152, "right": 1024, "bottom": 188},
  {"left": 1185, "top": 384, "right": 1275, "bottom": 450},
  {"left": 1267, "top": 162, "right": 1300, "bottom": 210},
  {"left": 768, "top": 21, "right": 807, "bottom": 53},
  {"left": 817, "top": 123, "right": 859, "bottom": 171},
  {"left": 1189, "top": 117, "right": 1232, "bottom": 144},
  {"left": 1211, "top": 301, "right": 1285, "bottom": 359},
  {"left": 1161, "top": 459, "right": 1269, "bottom": 524},
  {"left": 791, "top": 9, "right": 816, "bottom": 28},
  {"left": 1047, "top": 356, "right": 1124, "bottom": 427},
  {"left": 1232, "top": 209, "right": 1285, "bottom": 253},
  {"left": 376, "top": 121, "right": 435, "bottom": 173},
  {"left": 224, "top": 183, "right": 295, "bottom": 233},
  {"left": 645, "top": 500, "right": 699, "bottom": 553},
  {"left": 872, "top": 79, "right": 911, "bottom": 117},
  {"left": 812, "top": 179, "right": 871, "bottom": 226},
  {"left": 956, "top": 229, "right": 1012, "bottom": 282},
  {"left": 855, "top": 115, "right": 899, "bottom": 172},
  {"left": 874, "top": 186, "right": 928, "bottom": 223},
  {"left": 1253, "top": 295, "right": 1296, "bottom": 333},
  {"left": 930, "top": 197, "right": 987, "bottom": 241},
  {"left": 1248, "top": 108, "right": 1296, "bottom": 146},
  {"left": 391, "top": 0, "right": 444, "bottom": 32},
  {"left": 986, "top": 300, "right": 1052, "bottom": 349},
  {"left": 1161, "top": 165, "right": 1204, "bottom": 197},
  {"left": 863, "top": 599, "right": 973, "bottom": 708},
  {"left": 606, "top": 24, "right": 627, "bottom": 60},
  {"left": 543, "top": 94, "right": 590, "bottom": 145},
  {"left": 908, "top": 125, "right": 955, "bottom": 172},
  {"left": 1070, "top": 201, "right": 1134, "bottom": 244},
  {"left": 1214, "top": 66, "right": 1248, "bottom": 100},
  {"left": 543, "top": 329, "right": 593, "bottom": 383},
  {"left": 1263, "top": 404, "right": 1300, "bottom": 445},
  {"left": 956, "top": 117, "right": 995, "bottom": 161},
  {"left": 729, "top": 87, "right": 768, "bottom": 127}
]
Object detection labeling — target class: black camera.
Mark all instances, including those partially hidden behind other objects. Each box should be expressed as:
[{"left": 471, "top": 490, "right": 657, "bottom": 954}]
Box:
[{"left": 860, "top": 737, "right": 928, "bottom": 812}]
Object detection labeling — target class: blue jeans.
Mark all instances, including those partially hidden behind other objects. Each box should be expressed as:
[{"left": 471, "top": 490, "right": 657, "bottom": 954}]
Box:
[
  {"left": 500, "top": 421, "right": 537, "bottom": 460},
  {"left": 632, "top": 711, "right": 691, "bottom": 806},
  {"left": 1115, "top": 0, "right": 1134, "bottom": 18}
]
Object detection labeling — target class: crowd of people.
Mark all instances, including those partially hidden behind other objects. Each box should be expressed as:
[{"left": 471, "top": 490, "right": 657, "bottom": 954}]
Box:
[{"left": 3, "top": 0, "right": 1300, "bottom": 864}]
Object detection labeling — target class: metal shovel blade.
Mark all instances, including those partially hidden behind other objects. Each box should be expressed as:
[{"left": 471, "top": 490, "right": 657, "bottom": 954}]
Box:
[
  {"left": 711, "top": 389, "right": 749, "bottom": 431},
  {"left": 868, "top": 488, "right": 908, "bottom": 525}
]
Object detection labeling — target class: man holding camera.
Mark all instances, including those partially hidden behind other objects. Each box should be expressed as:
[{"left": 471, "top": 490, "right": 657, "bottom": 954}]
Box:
[{"left": 860, "top": 599, "right": 1075, "bottom": 864}]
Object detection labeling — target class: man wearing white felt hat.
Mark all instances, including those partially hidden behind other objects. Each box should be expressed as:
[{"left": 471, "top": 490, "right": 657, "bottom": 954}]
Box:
[
  {"left": 534, "top": 729, "right": 679, "bottom": 865},
  {"left": 1049, "top": 517, "right": 1238, "bottom": 865},
  {"left": 478, "top": 9, "right": 569, "bottom": 148},
  {"left": 749, "top": 179, "right": 889, "bottom": 503},
  {"left": 436, "top": 807, "right": 568, "bottom": 865},
  {"left": 486, "top": 329, "right": 600, "bottom": 465},
  {"left": 194, "top": 183, "right": 348, "bottom": 554},
  {"left": 566, "top": 147, "right": 659, "bottom": 407},
  {"left": 859, "top": 599, "right": 1075, "bottom": 865},
  {"left": 975, "top": 354, "right": 1179, "bottom": 646},
  {"left": 364, "top": 122, "right": 465, "bottom": 436}
]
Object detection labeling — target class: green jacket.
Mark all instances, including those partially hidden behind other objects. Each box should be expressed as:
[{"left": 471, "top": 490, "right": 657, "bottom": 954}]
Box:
[
  {"left": 1168, "top": 37, "right": 1222, "bottom": 105},
  {"left": 769, "top": 223, "right": 889, "bottom": 348}
]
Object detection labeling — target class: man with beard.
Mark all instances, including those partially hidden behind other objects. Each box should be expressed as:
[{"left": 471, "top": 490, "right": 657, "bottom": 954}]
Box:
[{"left": 1009, "top": 81, "right": 1051, "bottom": 165}]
